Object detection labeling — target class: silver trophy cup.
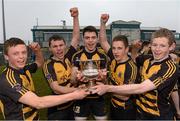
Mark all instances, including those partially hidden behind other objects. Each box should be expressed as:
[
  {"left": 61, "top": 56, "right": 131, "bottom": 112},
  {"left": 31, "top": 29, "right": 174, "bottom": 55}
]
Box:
[{"left": 81, "top": 60, "right": 99, "bottom": 89}]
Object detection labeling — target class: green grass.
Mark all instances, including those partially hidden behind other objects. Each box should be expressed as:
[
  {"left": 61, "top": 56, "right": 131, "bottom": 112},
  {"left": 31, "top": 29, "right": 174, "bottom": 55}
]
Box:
[{"left": 0, "top": 66, "right": 51, "bottom": 120}]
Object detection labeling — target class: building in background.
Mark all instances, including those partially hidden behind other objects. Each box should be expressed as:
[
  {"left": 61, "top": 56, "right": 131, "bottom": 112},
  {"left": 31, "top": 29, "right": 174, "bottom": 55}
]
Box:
[{"left": 31, "top": 20, "right": 180, "bottom": 59}]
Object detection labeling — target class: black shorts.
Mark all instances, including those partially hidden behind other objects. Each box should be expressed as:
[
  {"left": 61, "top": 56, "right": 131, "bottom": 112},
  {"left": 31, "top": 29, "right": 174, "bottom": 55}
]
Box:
[
  {"left": 110, "top": 102, "right": 136, "bottom": 120},
  {"left": 48, "top": 104, "right": 74, "bottom": 120},
  {"left": 73, "top": 96, "right": 107, "bottom": 117}
]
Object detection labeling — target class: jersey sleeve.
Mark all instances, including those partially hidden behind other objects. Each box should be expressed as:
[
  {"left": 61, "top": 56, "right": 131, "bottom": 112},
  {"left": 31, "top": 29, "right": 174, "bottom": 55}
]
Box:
[
  {"left": 25, "top": 63, "right": 38, "bottom": 73},
  {"left": 149, "top": 61, "right": 179, "bottom": 91},
  {"left": 107, "top": 48, "right": 114, "bottom": 61},
  {"left": 124, "top": 61, "right": 138, "bottom": 84},
  {"left": 72, "top": 53, "right": 80, "bottom": 68},
  {"left": 0, "top": 73, "right": 29, "bottom": 102},
  {"left": 43, "top": 61, "right": 57, "bottom": 83},
  {"left": 65, "top": 45, "right": 77, "bottom": 61}
]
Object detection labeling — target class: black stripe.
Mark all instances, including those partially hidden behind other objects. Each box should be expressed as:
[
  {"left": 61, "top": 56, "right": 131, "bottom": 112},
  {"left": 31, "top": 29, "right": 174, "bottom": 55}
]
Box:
[{"left": 24, "top": 108, "right": 37, "bottom": 120}]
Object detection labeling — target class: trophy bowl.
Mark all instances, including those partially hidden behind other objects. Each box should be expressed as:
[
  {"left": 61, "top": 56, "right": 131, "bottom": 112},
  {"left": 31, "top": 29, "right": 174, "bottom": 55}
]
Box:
[{"left": 81, "top": 60, "right": 99, "bottom": 88}]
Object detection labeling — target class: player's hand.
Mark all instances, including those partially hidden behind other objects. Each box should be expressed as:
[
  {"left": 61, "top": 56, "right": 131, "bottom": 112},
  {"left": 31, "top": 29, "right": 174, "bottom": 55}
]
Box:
[
  {"left": 101, "top": 14, "right": 109, "bottom": 24},
  {"left": 91, "top": 82, "right": 108, "bottom": 95},
  {"left": 96, "top": 69, "right": 107, "bottom": 81},
  {"left": 76, "top": 70, "right": 88, "bottom": 82},
  {"left": 29, "top": 42, "right": 41, "bottom": 52},
  {"left": 70, "top": 7, "right": 78, "bottom": 17},
  {"left": 131, "top": 39, "right": 142, "bottom": 49},
  {"left": 72, "top": 88, "right": 90, "bottom": 100}
]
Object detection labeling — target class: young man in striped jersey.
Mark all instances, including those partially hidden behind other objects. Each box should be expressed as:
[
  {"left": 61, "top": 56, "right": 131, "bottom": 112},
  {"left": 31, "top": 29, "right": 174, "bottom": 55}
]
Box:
[
  {"left": 0, "top": 36, "right": 88, "bottom": 120},
  {"left": 92, "top": 28, "right": 179, "bottom": 120}
]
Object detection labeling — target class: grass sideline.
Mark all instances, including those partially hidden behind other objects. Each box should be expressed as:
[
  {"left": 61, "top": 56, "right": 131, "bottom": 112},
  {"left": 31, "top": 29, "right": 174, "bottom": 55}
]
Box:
[{"left": 0, "top": 66, "right": 51, "bottom": 120}]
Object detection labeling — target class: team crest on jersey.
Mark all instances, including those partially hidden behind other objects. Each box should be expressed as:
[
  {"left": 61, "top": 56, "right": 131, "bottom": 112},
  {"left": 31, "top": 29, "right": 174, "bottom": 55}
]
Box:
[
  {"left": 46, "top": 74, "right": 52, "bottom": 80},
  {"left": 13, "top": 83, "right": 22, "bottom": 92}
]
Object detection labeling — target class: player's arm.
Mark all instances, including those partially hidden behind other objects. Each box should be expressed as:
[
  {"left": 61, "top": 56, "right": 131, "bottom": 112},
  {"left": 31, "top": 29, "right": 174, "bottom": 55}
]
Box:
[
  {"left": 99, "top": 14, "right": 110, "bottom": 53},
  {"left": 92, "top": 79, "right": 156, "bottom": 95},
  {"left": 49, "top": 81, "right": 77, "bottom": 94},
  {"left": 29, "top": 42, "right": 44, "bottom": 67},
  {"left": 18, "top": 89, "right": 89, "bottom": 109},
  {"left": 70, "top": 7, "right": 80, "bottom": 49},
  {"left": 171, "top": 88, "right": 180, "bottom": 119}
]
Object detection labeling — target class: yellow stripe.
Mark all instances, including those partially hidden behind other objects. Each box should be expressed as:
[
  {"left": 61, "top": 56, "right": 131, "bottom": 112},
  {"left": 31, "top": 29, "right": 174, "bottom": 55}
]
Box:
[
  {"left": 128, "top": 61, "right": 134, "bottom": 83},
  {"left": 129, "top": 60, "right": 137, "bottom": 83},
  {"left": 162, "top": 60, "right": 172, "bottom": 79},
  {"left": 136, "top": 99, "right": 159, "bottom": 116},
  {"left": 23, "top": 107, "right": 32, "bottom": 114},
  {"left": 139, "top": 96, "right": 157, "bottom": 107},
  {"left": 0, "top": 100, "right": 5, "bottom": 119},
  {"left": 165, "top": 61, "right": 176, "bottom": 78},
  {"left": 144, "top": 93, "right": 157, "bottom": 100},
  {"left": 6, "top": 69, "right": 13, "bottom": 87},
  {"left": 153, "top": 60, "right": 176, "bottom": 87},
  {"left": 111, "top": 98, "right": 125, "bottom": 107},
  {"left": 6, "top": 69, "right": 18, "bottom": 88}
]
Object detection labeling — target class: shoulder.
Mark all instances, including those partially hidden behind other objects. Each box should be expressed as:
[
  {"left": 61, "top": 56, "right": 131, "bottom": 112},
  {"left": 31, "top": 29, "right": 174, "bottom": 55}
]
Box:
[{"left": 72, "top": 48, "right": 84, "bottom": 58}]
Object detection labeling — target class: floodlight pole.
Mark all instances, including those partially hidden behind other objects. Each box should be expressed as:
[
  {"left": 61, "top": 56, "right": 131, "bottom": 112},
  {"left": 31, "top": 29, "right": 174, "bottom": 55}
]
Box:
[{"left": 2, "top": 0, "right": 6, "bottom": 42}]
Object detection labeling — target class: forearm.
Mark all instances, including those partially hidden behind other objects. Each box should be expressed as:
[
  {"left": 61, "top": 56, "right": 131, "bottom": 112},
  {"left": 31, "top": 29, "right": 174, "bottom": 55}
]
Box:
[
  {"left": 34, "top": 49, "right": 44, "bottom": 67},
  {"left": 107, "top": 80, "right": 155, "bottom": 95},
  {"left": 99, "top": 21, "right": 110, "bottom": 52},
  {"left": 107, "top": 84, "right": 143, "bottom": 95},
  {"left": 19, "top": 91, "right": 76, "bottom": 109},
  {"left": 54, "top": 86, "right": 77, "bottom": 94},
  {"left": 37, "top": 93, "right": 76, "bottom": 109},
  {"left": 171, "top": 91, "right": 180, "bottom": 113},
  {"left": 71, "top": 16, "right": 80, "bottom": 49}
]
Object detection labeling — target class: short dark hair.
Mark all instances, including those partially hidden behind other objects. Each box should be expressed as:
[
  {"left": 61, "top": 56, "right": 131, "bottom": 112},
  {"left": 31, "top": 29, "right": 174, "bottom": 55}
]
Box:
[
  {"left": 112, "top": 35, "right": 129, "bottom": 48},
  {"left": 82, "top": 26, "right": 98, "bottom": 37},
  {"left": 48, "top": 35, "right": 66, "bottom": 47},
  {"left": 4, "top": 37, "right": 26, "bottom": 55},
  {"left": 151, "top": 28, "right": 175, "bottom": 46}
]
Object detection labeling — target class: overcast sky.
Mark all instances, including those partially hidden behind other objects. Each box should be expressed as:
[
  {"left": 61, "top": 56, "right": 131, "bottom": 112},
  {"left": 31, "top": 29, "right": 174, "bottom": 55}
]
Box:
[{"left": 0, "top": 0, "right": 180, "bottom": 43}]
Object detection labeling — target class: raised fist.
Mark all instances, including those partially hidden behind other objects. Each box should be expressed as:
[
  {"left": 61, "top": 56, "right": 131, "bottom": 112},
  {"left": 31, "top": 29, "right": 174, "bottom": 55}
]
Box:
[
  {"left": 70, "top": 7, "right": 78, "bottom": 17},
  {"left": 101, "top": 14, "right": 109, "bottom": 24}
]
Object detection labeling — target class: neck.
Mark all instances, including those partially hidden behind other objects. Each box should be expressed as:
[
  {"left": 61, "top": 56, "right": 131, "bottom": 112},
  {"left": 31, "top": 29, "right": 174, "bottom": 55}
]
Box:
[
  {"left": 117, "top": 55, "right": 129, "bottom": 63},
  {"left": 85, "top": 47, "right": 96, "bottom": 53},
  {"left": 152, "top": 54, "right": 169, "bottom": 64},
  {"left": 52, "top": 56, "right": 63, "bottom": 62}
]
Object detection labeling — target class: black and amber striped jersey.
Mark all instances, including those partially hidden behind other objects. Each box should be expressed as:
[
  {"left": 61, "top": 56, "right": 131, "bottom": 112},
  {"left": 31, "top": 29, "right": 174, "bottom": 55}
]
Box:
[
  {"left": 72, "top": 46, "right": 108, "bottom": 70},
  {"left": 0, "top": 63, "right": 39, "bottom": 120},
  {"left": 136, "top": 55, "right": 179, "bottom": 119},
  {"left": 107, "top": 48, "right": 138, "bottom": 109},
  {"left": 43, "top": 45, "right": 77, "bottom": 109},
  {"left": 72, "top": 46, "right": 108, "bottom": 98}
]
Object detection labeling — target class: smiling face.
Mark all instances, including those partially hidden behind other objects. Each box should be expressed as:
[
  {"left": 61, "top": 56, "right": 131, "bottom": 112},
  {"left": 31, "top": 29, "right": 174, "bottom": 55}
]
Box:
[
  {"left": 4, "top": 44, "right": 27, "bottom": 70},
  {"left": 83, "top": 32, "right": 98, "bottom": 52},
  {"left": 151, "top": 37, "right": 172, "bottom": 60},
  {"left": 112, "top": 41, "right": 129, "bottom": 63},
  {"left": 49, "top": 40, "right": 66, "bottom": 61}
]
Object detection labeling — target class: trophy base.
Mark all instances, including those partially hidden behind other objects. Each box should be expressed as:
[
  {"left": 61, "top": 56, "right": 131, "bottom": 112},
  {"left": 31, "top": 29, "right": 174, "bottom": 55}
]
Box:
[{"left": 86, "top": 80, "right": 96, "bottom": 92}]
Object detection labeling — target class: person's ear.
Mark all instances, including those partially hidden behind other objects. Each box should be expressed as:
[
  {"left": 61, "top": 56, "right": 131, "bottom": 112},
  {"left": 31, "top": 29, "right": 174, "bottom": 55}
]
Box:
[
  {"left": 4, "top": 54, "right": 9, "bottom": 61},
  {"left": 125, "top": 47, "right": 129, "bottom": 53},
  {"left": 169, "top": 44, "right": 174, "bottom": 51}
]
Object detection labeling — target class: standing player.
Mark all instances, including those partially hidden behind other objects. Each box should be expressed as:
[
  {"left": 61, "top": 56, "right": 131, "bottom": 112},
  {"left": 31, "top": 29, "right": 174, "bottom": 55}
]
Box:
[
  {"left": 0, "top": 38, "right": 89, "bottom": 120},
  {"left": 99, "top": 14, "right": 138, "bottom": 120},
  {"left": 72, "top": 25, "right": 108, "bottom": 121},
  {"left": 92, "top": 28, "right": 179, "bottom": 120},
  {"left": 42, "top": 7, "right": 80, "bottom": 120}
]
